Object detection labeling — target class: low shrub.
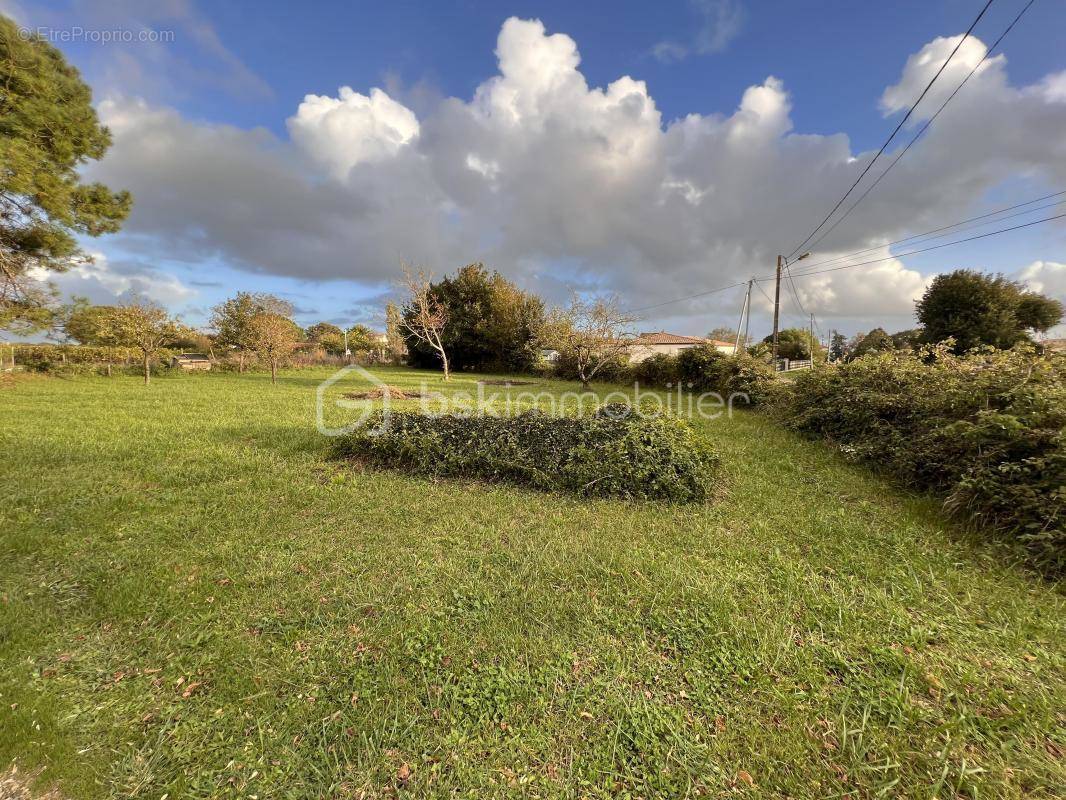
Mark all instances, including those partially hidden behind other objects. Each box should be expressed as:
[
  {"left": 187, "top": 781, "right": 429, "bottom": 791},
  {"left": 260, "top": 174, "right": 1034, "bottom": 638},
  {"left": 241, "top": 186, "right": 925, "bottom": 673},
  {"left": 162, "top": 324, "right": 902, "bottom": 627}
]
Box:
[
  {"left": 673, "top": 344, "right": 775, "bottom": 403},
  {"left": 551, "top": 349, "right": 633, "bottom": 385},
  {"left": 773, "top": 344, "right": 1066, "bottom": 573},
  {"left": 332, "top": 404, "right": 719, "bottom": 502},
  {"left": 632, "top": 353, "right": 680, "bottom": 387},
  {"left": 676, "top": 344, "right": 721, "bottom": 391}
]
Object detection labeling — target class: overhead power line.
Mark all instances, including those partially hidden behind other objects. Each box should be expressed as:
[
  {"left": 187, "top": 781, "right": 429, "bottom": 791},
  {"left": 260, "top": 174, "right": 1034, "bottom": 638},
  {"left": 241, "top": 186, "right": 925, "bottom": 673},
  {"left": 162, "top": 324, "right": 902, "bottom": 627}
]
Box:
[
  {"left": 784, "top": 0, "right": 996, "bottom": 260},
  {"left": 804, "top": 0, "right": 1039, "bottom": 253},
  {"left": 783, "top": 211, "right": 1066, "bottom": 280},
  {"left": 795, "top": 192, "right": 1066, "bottom": 273},
  {"left": 752, "top": 279, "right": 806, "bottom": 327},
  {"left": 629, "top": 190, "right": 1063, "bottom": 315},
  {"left": 627, "top": 280, "right": 746, "bottom": 314},
  {"left": 784, "top": 264, "right": 808, "bottom": 317}
]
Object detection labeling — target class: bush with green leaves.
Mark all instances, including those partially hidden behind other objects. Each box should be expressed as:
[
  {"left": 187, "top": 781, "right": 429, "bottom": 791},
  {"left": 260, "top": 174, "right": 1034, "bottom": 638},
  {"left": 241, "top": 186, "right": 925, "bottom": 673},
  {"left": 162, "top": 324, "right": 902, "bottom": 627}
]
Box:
[
  {"left": 673, "top": 344, "right": 775, "bottom": 403},
  {"left": 773, "top": 344, "right": 1066, "bottom": 573},
  {"left": 632, "top": 353, "right": 680, "bottom": 387},
  {"left": 551, "top": 349, "right": 633, "bottom": 385},
  {"left": 332, "top": 405, "right": 718, "bottom": 502}
]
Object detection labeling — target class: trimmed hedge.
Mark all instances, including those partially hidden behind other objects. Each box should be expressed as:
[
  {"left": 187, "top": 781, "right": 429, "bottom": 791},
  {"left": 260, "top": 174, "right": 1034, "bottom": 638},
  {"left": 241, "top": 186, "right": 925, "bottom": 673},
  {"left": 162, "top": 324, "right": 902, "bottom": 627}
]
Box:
[
  {"left": 773, "top": 344, "right": 1065, "bottom": 573},
  {"left": 332, "top": 404, "right": 719, "bottom": 502}
]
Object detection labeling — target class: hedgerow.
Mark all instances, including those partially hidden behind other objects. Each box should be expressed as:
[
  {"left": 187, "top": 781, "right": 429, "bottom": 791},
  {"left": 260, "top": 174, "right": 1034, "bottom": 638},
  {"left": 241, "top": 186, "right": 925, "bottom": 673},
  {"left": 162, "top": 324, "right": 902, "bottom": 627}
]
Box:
[
  {"left": 332, "top": 405, "right": 719, "bottom": 502},
  {"left": 11, "top": 344, "right": 180, "bottom": 375},
  {"left": 773, "top": 344, "right": 1066, "bottom": 573}
]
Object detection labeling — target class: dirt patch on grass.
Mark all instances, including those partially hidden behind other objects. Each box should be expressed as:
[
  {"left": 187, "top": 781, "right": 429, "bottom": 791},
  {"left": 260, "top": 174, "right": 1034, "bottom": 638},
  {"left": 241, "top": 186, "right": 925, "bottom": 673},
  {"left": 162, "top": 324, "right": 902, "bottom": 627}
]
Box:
[
  {"left": 477, "top": 379, "right": 536, "bottom": 387},
  {"left": 341, "top": 386, "right": 434, "bottom": 400},
  {"left": 1, "top": 766, "right": 65, "bottom": 800}
]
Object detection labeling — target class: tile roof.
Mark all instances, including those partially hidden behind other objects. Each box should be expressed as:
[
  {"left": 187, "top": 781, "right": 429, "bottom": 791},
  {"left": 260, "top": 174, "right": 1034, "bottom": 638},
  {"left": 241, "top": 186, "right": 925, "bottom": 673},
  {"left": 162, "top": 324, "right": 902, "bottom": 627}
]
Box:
[{"left": 636, "top": 331, "right": 713, "bottom": 346}]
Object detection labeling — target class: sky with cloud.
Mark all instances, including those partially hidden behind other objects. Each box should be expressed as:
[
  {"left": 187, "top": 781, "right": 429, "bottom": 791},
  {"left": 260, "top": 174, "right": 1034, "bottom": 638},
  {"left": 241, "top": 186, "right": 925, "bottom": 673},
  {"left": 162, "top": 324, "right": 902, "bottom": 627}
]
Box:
[{"left": 6, "top": 0, "right": 1066, "bottom": 339}]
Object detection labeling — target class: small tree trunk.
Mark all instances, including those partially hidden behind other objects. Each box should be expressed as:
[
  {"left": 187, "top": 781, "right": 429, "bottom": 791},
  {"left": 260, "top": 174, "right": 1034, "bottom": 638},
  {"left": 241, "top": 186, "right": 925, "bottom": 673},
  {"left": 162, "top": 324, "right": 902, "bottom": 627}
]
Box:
[
  {"left": 440, "top": 352, "right": 450, "bottom": 381},
  {"left": 143, "top": 353, "right": 151, "bottom": 385},
  {"left": 239, "top": 351, "right": 245, "bottom": 373},
  {"left": 106, "top": 362, "right": 112, "bottom": 377},
  {"left": 271, "top": 358, "right": 277, "bottom": 385}
]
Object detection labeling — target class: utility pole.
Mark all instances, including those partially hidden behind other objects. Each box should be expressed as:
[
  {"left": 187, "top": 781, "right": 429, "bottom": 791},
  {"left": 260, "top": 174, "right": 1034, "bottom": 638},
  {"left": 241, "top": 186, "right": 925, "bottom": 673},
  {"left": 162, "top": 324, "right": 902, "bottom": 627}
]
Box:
[
  {"left": 742, "top": 285, "right": 752, "bottom": 353},
  {"left": 809, "top": 313, "right": 815, "bottom": 369},
  {"left": 734, "top": 279, "right": 753, "bottom": 355},
  {"left": 771, "top": 256, "right": 785, "bottom": 369},
  {"left": 772, "top": 252, "right": 810, "bottom": 370}
]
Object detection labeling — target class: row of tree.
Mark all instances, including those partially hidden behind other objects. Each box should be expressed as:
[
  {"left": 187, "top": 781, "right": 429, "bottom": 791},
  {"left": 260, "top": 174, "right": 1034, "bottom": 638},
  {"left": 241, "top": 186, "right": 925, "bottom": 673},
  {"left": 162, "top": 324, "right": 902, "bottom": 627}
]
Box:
[
  {"left": 58, "top": 292, "right": 391, "bottom": 384},
  {"left": 705, "top": 270, "right": 1063, "bottom": 363}
]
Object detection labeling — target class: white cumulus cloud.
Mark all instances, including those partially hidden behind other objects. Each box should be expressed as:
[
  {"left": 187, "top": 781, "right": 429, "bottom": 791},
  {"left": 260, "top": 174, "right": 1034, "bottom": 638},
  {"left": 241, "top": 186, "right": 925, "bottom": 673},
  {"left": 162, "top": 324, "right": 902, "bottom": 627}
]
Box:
[
  {"left": 288, "top": 86, "right": 420, "bottom": 178},
  {"left": 85, "top": 17, "right": 1066, "bottom": 331}
]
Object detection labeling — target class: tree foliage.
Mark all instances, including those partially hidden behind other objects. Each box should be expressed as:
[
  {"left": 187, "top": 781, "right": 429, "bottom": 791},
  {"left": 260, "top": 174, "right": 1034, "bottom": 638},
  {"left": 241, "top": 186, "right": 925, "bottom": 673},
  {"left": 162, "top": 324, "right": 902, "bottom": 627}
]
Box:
[
  {"left": 851, "top": 327, "right": 893, "bottom": 360},
  {"left": 210, "top": 292, "right": 294, "bottom": 370},
  {"left": 247, "top": 312, "right": 300, "bottom": 385},
  {"left": 64, "top": 302, "right": 121, "bottom": 345},
  {"left": 306, "top": 321, "right": 345, "bottom": 355},
  {"left": 828, "top": 332, "right": 848, "bottom": 362},
  {"left": 403, "top": 264, "right": 544, "bottom": 374},
  {"left": 706, "top": 326, "right": 739, "bottom": 345},
  {"left": 384, "top": 302, "right": 407, "bottom": 361},
  {"left": 306, "top": 322, "right": 343, "bottom": 342},
  {"left": 105, "top": 300, "right": 181, "bottom": 384},
  {"left": 762, "top": 327, "right": 822, "bottom": 360},
  {"left": 346, "top": 324, "right": 378, "bottom": 355},
  {"left": 0, "top": 18, "right": 131, "bottom": 330},
  {"left": 916, "top": 269, "right": 1062, "bottom": 352}
]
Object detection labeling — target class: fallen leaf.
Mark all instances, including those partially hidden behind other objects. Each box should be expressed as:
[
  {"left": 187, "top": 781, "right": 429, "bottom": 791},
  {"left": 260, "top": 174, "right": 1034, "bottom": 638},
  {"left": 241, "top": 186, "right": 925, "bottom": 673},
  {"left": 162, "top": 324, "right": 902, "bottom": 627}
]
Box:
[{"left": 181, "top": 681, "right": 203, "bottom": 698}]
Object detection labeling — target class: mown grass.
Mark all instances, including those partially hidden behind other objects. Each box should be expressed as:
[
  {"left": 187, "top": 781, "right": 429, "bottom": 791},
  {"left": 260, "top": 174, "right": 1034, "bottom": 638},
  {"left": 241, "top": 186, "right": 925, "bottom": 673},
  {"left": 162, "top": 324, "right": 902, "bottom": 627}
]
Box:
[{"left": 1, "top": 367, "right": 1063, "bottom": 799}]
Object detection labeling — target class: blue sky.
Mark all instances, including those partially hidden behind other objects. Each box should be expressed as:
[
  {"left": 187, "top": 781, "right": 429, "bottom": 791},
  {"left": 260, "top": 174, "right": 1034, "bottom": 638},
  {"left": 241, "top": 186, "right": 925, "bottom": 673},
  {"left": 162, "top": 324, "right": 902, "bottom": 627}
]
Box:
[{"left": 7, "top": 0, "right": 1066, "bottom": 338}]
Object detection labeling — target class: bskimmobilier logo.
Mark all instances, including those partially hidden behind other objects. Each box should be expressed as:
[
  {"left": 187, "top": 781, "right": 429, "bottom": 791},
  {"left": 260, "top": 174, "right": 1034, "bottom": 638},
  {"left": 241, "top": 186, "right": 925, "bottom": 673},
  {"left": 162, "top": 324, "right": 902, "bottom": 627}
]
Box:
[{"left": 315, "top": 365, "right": 394, "bottom": 437}]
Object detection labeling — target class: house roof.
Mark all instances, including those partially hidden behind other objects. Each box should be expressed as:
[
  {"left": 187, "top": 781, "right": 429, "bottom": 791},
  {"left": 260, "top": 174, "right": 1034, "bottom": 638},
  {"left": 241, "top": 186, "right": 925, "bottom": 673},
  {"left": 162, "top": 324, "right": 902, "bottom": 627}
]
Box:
[{"left": 635, "top": 331, "right": 733, "bottom": 347}]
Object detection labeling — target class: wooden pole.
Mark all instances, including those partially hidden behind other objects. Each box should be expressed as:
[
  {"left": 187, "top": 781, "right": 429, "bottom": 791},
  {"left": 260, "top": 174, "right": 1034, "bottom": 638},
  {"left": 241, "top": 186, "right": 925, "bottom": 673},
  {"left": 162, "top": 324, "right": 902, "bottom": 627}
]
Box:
[
  {"left": 771, "top": 255, "right": 783, "bottom": 369},
  {"left": 733, "top": 280, "right": 752, "bottom": 355}
]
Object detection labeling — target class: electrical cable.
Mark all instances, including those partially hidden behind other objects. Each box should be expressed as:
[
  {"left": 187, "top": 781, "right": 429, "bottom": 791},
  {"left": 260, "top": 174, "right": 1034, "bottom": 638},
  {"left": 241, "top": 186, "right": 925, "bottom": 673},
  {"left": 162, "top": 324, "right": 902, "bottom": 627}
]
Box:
[{"left": 785, "top": 0, "right": 996, "bottom": 260}]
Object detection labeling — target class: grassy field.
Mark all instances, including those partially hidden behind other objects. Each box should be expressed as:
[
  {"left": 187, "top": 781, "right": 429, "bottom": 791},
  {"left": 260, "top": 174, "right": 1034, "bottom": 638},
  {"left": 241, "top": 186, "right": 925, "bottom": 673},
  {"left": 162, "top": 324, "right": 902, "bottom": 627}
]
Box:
[{"left": 1, "top": 367, "right": 1064, "bottom": 799}]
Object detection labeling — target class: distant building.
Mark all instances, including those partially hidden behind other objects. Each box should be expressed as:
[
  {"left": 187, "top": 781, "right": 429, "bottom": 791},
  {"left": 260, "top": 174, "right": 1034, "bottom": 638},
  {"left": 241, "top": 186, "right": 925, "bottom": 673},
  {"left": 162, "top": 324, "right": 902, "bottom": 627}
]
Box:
[
  {"left": 627, "top": 332, "right": 736, "bottom": 363},
  {"left": 1040, "top": 338, "right": 1066, "bottom": 352},
  {"left": 171, "top": 353, "right": 212, "bottom": 371}
]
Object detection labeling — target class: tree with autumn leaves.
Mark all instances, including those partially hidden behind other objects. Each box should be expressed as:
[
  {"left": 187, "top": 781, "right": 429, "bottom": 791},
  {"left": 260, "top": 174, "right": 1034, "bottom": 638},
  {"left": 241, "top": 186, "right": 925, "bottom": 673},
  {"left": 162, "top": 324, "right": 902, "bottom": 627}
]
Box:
[{"left": 247, "top": 312, "right": 301, "bottom": 385}]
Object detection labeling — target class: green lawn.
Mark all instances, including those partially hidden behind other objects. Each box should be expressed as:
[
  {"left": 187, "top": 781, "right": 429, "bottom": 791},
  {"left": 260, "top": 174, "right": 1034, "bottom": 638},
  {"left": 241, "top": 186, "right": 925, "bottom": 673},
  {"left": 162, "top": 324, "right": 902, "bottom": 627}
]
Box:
[{"left": 1, "top": 367, "right": 1063, "bottom": 799}]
